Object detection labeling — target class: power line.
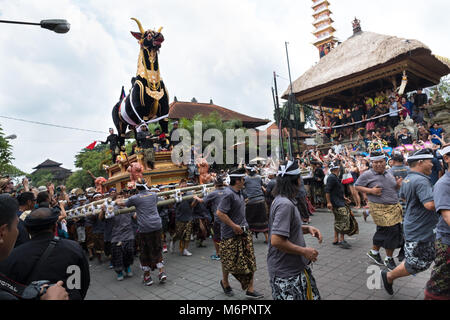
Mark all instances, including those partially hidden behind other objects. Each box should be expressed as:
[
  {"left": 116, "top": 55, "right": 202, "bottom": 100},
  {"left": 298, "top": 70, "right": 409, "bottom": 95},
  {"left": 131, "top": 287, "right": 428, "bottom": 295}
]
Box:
[{"left": 0, "top": 115, "right": 109, "bottom": 134}]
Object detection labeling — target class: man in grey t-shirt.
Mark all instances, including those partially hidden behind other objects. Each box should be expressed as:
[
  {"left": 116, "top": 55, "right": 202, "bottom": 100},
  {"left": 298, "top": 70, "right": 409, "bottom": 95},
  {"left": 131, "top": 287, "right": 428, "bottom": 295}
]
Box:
[
  {"left": 425, "top": 145, "right": 450, "bottom": 300},
  {"left": 355, "top": 151, "right": 403, "bottom": 271},
  {"left": 116, "top": 179, "right": 166, "bottom": 286},
  {"left": 382, "top": 150, "right": 437, "bottom": 295},
  {"left": 216, "top": 168, "right": 263, "bottom": 299},
  {"left": 268, "top": 160, "right": 323, "bottom": 300}
]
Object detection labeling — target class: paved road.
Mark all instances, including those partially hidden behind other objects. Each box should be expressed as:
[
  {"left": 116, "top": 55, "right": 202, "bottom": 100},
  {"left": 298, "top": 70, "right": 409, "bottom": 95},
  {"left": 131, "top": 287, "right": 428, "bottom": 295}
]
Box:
[{"left": 85, "top": 208, "right": 431, "bottom": 300}]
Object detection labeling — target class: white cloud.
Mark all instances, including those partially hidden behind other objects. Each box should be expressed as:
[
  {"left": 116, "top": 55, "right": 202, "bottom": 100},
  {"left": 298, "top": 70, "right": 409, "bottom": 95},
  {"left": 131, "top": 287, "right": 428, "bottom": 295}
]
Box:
[{"left": 0, "top": 0, "right": 449, "bottom": 173}]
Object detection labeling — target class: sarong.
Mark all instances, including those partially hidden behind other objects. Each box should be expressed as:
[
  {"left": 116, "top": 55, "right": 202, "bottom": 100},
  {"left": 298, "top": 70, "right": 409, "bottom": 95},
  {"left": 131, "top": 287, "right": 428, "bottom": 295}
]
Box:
[
  {"left": 271, "top": 267, "right": 321, "bottom": 300},
  {"left": 76, "top": 226, "right": 85, "bottom": 243},
  {"left": 404, "top": 241, "right": 435, "bottom": 275},
  {"left": 111, "top": 240, "right": 135, "bottom": 273},
  {"left": 219, "top": 232, "right": 257, "bottom": 291},
  {"left": 85, "top": 225, "right": 94, "bottom": 249},
  {"left": 136, "top": 230, "right": 163, "bottom": 270},
  {"left": 368, "top": 202, "right": 403, "bottom": 227},
  {"left": 193, "top": 218, "right": 210, "bottom": 241},
  {"left": 245, "top": 200, "right": 269, "bottom": 233},
  {"left": 425, "top": 239, "right": 450, "bottom": 300},
  {"left": 174, "top": 220, "right": 193, "bottom": 242},
  {"left": 92, "top": 233, "right": 104, "bottom": 254},
  {"left": 332, "top": 206, "right": 359, "bottom": 236}
]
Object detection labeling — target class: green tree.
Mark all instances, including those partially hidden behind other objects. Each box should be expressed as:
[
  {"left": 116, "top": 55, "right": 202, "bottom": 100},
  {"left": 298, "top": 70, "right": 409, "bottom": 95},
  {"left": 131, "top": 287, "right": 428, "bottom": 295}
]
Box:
[
  {"left": 0, "top": 124, "right": 14, "bottom": 173},
  {"left": 178, "top": 111, "right": 247, "bottom": 168},
  {"left": 65, "top": 170, "right": 92, "bottom": 191},
  {"left": 30, "top": 170, "right": 55, "bottom": 187},
  {"left": 2, "top": 164, "right": 26, "bottom": 178},
  {"left": 274, "top": 102, "right": 315, "bottom": 130}
]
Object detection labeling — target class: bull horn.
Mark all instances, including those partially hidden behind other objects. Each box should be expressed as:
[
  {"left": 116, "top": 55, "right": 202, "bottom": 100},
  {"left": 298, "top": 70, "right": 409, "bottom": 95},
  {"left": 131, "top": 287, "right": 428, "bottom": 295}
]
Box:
[
  {"left": 158, "top": 26, "right": 163, "bottom": 33},
  {"left": 131, "top": 17, "right": 145, "bottom": 35}
]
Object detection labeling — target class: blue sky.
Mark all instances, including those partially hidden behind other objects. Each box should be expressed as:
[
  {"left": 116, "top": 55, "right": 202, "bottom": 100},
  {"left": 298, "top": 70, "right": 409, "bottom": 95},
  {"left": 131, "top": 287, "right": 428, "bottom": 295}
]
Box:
[{"left": 0, "top": 0, "right": 449, "bottom": 173}]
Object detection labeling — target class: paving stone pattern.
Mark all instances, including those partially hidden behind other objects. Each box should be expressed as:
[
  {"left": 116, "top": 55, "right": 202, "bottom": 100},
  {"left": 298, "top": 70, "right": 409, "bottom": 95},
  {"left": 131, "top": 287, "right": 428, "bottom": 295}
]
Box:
[{"left": 85, "top": 208, "right": 431, "bottom": 300}]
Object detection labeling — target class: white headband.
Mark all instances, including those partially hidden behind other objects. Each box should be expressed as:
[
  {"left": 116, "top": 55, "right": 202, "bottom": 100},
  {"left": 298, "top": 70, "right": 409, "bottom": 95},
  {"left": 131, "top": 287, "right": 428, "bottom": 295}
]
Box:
[
  {"left": 229, "top": 173, "right": 246, "bottom": 178},
  {"left": 439, "top": 146, "right": 450, "bottom": 156},
  {"left": 407, "top": 154, "right": 434, "bottom": 161},
  {"left": 136, "top": 182, "right": 150, "bottom": 191},
  {"left": 370, "top": 155, "right": 386, "bottom": 161},
  {"left": 278, "top": 161, "right": 301, "bottom": 177}
]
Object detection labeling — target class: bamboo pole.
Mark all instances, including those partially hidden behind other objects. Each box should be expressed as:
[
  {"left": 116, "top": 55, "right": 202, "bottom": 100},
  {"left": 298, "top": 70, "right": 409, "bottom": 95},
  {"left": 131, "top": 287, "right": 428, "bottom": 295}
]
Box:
[
  {"left": 65, "top": 188, "right": 214, "bottom": 221},
  {"left": 65, "top": 183, "right": 214, "bottom": 215}
]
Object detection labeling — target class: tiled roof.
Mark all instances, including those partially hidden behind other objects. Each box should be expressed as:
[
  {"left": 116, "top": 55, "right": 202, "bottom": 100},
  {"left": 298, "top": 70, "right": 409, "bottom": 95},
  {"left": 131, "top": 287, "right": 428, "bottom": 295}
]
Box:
[
  {"left": 33, "top": 159, "right": 62, "bottom": 169},
  {"left": 168, "top": 101, "right": 270, "bottom": 128}
]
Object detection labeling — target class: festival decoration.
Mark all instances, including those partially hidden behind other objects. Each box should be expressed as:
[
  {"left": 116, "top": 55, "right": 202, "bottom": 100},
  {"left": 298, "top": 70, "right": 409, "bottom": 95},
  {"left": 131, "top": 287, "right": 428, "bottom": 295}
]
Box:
[{"left": 112, "top": 18, "right": 170, "bottom": 147}]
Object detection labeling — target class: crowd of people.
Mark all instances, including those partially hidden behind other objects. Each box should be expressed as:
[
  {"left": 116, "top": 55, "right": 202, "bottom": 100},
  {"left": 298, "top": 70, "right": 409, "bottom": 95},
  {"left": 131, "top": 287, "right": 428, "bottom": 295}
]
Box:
[
  {"left": 317, "top": 89, "right": 440, "bottom": 144},
  {"left": 0, "top": 104, "right": 449, "bottom": 300}
]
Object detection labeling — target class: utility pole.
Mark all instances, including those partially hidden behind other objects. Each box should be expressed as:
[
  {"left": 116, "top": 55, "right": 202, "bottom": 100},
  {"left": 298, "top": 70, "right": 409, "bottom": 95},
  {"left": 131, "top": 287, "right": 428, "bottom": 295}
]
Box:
[{"left": 285, "top": 41, "right": 300, "bottom": 159}]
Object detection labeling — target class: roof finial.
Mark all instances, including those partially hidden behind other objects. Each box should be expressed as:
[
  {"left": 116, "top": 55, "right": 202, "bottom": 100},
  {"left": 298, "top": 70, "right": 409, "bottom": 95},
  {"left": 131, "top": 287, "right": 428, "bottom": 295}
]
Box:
[{"left": 352, "top": 17, "right": 361, "bottom": 34}]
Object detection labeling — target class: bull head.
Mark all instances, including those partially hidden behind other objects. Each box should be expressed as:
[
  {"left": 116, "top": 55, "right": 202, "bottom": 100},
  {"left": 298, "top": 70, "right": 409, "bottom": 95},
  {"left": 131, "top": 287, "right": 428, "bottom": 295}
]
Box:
[{"left": 130, "top": 18, "right": 164, "bottom": 50}]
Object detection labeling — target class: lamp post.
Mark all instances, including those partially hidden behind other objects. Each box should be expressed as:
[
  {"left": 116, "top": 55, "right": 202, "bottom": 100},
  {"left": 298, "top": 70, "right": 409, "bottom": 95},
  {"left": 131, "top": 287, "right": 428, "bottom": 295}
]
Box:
[
  {"left": 4, "top": 134, "right": 17, "bottom": 140},
  {"left": 0, "top": 19, "right": 70, "bottom": 33}
]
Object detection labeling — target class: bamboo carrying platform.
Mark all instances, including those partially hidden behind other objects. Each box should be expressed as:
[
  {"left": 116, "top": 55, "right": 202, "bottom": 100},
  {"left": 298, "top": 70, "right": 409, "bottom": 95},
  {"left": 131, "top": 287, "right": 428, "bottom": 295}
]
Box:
[{"left": 103, "top": 151, "right": 188, "bottom": 192}]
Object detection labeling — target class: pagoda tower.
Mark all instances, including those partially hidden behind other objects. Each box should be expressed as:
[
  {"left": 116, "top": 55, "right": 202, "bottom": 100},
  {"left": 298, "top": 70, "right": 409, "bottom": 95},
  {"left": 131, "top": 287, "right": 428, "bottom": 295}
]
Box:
[{"left": 312, "top": 0, "right": 337, "bottom": 58}]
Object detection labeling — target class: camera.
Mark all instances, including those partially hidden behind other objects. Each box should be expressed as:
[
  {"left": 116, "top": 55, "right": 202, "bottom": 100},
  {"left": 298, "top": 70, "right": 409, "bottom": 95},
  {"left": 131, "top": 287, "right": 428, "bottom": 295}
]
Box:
[
  {"left": 22, "top": 280, "right": 55, "bottom": 300},
  {"left": 240, "top": 225, "right": 248, "bottom": 233}
]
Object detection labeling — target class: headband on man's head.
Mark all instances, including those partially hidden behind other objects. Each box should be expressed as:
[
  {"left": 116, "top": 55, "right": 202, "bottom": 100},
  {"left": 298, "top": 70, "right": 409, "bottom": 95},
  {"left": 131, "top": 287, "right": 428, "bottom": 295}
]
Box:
[
  {"left": 229, "top": 167, "right": 246, "bottom": 178},
  {"left": 136, "top": 181, "right": 150, "bottom": 191},
  {"left": 407, "top": 149, "right": 434, "bottom": 162},
  {"left": 439, "top": 145, "right": 450, "bottom": 157},
  {"left": 278, "top": 161, "right": 301, "bottom": 177},
  {"left": 370, "top": 155, "right": 386, "bottom": 161},
  {"left": 329, "top": 162, "right": 340, "bottom": 170}
]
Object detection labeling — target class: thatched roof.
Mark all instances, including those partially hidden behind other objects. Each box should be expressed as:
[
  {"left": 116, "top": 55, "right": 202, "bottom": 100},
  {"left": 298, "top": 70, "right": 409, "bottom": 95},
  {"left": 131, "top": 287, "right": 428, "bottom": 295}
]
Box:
[{"left": 283, "top": 31, "right": 450, "bottom": 107}]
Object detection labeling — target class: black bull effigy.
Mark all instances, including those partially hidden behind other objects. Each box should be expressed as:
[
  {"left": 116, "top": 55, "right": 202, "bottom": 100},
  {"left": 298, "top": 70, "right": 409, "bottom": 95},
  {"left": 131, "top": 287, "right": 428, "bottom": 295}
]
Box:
[{"left": 112, "top": 18, "right": 170, "bottom": 146}]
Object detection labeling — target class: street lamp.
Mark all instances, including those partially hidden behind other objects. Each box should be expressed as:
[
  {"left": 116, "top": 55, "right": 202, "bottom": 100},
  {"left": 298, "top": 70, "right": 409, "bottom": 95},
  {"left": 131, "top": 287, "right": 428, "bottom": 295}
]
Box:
[
  {"left": 5, "top": 134, "right": 17, "bottom": 140},
  {"left": 0, "top": 19, "right": 70, "bottom": 33}
]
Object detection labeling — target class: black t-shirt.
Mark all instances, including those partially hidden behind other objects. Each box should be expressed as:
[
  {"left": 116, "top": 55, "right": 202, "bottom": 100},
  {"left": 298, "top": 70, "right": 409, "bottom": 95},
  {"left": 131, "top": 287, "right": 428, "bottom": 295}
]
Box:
[
  {"left": 103, "top": 134, "right": 119, "bottom": 150},
  {"left": 351, "top": 109, "right": 364, "bottom": 122},
  {"left": 313, "top": 168, "right": 325, "bottom": 186},
  {"left": 398, "top": 133, "right": 413, "bottom": 145},
  {"left": 325, "top": 173, "right": 345, "bottom": 208},
  {"left": 366, "top": 107, "right": 376, "bottom": 119},
  {"left": 414, "top": 93, "right": 428, "bottom": 108}
]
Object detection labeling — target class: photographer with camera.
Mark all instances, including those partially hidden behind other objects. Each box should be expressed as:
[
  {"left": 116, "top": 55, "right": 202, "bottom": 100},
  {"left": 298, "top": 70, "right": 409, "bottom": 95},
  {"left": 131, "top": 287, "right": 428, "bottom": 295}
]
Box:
[
  {"left": 216, "top": 168, "right": 264, "bottom": 300},
  {"left": 0, "top": 194, "right": 68, "bottom": 300},
  {"left": 0, "top": 204, "right": 90, "bottom": 300}
]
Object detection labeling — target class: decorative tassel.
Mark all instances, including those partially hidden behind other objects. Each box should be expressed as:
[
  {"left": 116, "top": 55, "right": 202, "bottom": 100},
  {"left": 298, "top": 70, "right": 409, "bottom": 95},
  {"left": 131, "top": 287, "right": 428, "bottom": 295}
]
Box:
[
  {"left": 398, "top": 71, "right": 408, "bottom": 95},
  {"left": 300, "top": 106, "right": 305, "bottom": 123}
]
